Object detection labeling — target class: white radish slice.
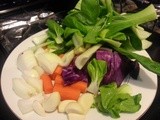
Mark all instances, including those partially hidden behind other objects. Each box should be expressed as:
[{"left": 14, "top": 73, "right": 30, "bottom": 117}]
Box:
[
  {"left": 78, "top": 93, "right": 94, "bottom": 113},
  {"left": 58, "top": 100, "right": 76, "bottom": 113},
  {"left": 65, "top": 102, "right": 84, "bottom": 114},
  {"left": 67, "top": 113, "right": 86, "bottom": 120},
  {"left": 32, "top": 100, "right": 46, "bottom": 117},
  {"left": 42, "top": 92, "right": 61, "bottom": 112}
]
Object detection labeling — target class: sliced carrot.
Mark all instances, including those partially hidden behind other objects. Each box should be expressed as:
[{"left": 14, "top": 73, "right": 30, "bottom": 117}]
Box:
[
  {"left": 40, "top": 73, "right": 54, "bottom": 94},
  {"left": 56, "top": 87, "right": 80, "bottom": 100},
  {"left": 54, "top": 74, "right": 64, "bottom": 85},
  {"left": 49, "top": 73, "right": 57, "bottom": 80},
  {"left": 53, "top": 83, "right": 81, "bottom": 101},
  {"left": 50, "top": 65, "right": 63, "bottom": 80},
  {"left": 60, "top": 87, "right": 81, "bottom": 101},
  {"left": 70, "top": 81, "right": 88, "bottom": 93},
  {"left": 54, "top": 65, "right": 63, "bottom": 75},
  {"left": 53, "top": 84, "right": 64, "bottom": 91}
]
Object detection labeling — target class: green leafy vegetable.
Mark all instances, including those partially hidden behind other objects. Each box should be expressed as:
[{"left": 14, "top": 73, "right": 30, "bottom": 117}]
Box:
[
  {"left": 105, "top": 4, "right": 157, "bottom": 37},
  {"left": 63, "top": 12, "right": 91, "bottom": 34},
  {"left": 83, "top": 26, "right": 102, "bottom": 44},
  {"left": 109, "top": 32, "right": 127, "bottom": 41},
  {"left": 114, "top": 47, "right": 160, "bottom": 76},
  {"left": 47, "top": 19, "right": 64, "bottom": 44},
  {"left": 41, "top": 0, "right": 160, "bottom": 119},
  {"left": 81, "top": 0, "right": 100, "bottom": 24},
  {"left": 46, "top": 39, "right": 69, "bottom": 55},
  {"left": 72, "top": 32, "right": 84, "bottom": 48},
  {"left": 87, "top": 58, "right": 107, "bottom": 95},
  {"left": 62, "top": 0, "right": 160, "bottom": 76},
  {"left": 63, "top": 0, "right": 157, "bottom": 51},
  {"left": 123, "top": 27, "right": 142, "bottom": 50},
  {"left": 95, "top": 82, "right": 142, "bottom": 118}
]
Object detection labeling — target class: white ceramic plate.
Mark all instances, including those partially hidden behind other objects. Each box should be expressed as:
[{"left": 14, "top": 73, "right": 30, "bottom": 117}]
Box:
[{"left": 1, "top": 30, "right": 158, "bottom": 120}]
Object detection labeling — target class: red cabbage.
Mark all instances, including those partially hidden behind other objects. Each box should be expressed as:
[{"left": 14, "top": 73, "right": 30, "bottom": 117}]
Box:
[
  {"left": 62, "top": 48, "right": 139, "bottom": 86},
  {"left": 96, "top": 49, "right": 138, "bottom": 86},
  {"left": 62, "top": 58, "right": 89, "bottom": 85}
]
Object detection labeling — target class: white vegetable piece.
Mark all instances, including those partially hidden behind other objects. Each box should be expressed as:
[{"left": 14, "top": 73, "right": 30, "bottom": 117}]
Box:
[
  {"left": 17, "top": 49, "right": 38, "bottom": 71},
  {"left": 36, "top": 53, "right": 57, "bottom": 74},
  {"left": 34, "top": 47, "right": 45, "bottom": 57},
  {"left": 58, "top": 100, "right": 76, "bottom": 113},
  {"left": 33, "top": 65, "right": 45, "bottom": 76},
  {"left": 21, "top": 69, "right": 42, "bottom": 93},
  {"left": 32, "top": 31, "right": 48, "bottom": 45},
  {"left": 133, "top": 26, "right": 151, "bottom": 40},
  {"left": 142, "top": 39, "right": 152, "bottom": 49},
  {"left": 22, "top": 69, "right": 40, "bottom": 79},
  {"left": 67, "top": 113, "right": 86, "bottom": 120},
  {"left": 65, "top": 102, "right": 84, "bottom": 114},
  {"left": 78, "top": 93, "right": 94, "bottom": 113},
  {"left": 42, "top": 92, "right": 61, "bottom": 112},
  {"left": 32, "top": 100, "right": 46, "bottom": 117},
  {"left": 75, "top": 44, "right": 102, "bottom": 69},
  {"left": 44, "top": 52, "right": 63, "bottom": 64},
  {"left": 22, "top": 75, "right": 43, "bottom": 93},
  {"left": 36, "top": 52, "right": 62, "bottom": 74},
  {"left": 17, "top": 93, "right": 44, "bottom": 114},
  {"left": 12, "top": 78, "right": 37, "bottom": 99},
  {"left": 60, "top": 50, "right": 75, "bottom": 67}
]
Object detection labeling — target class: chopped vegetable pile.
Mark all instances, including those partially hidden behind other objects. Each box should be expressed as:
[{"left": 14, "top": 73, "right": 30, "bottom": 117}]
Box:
[{"left": 12, "top": 0, "right": 160, "bottom": 120}]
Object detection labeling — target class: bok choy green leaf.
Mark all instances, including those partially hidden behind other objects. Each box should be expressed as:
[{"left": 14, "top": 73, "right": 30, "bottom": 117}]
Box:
[
  {"left": 95, "top": 82, "right": 142, "bottom": 118},
  {"left": 87, "top": 58, "right": 107, "bottom": 95}
]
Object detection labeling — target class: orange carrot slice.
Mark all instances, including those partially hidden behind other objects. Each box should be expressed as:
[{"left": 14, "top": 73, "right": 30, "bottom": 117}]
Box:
[
  {"left": 70, "top": 81, "right": 88, "bottom": 93},
  {"left": 53, "top": 84, "right": 81, "bottom": 101},
  {"left": 54, "top": 74, "right": 64, "bottom": 85},
  {"left": 40, "top": 73, "right": 53, "bottom": 94},
  {"left": 50, "top": 65, "right": 63, "bottom": 80}
]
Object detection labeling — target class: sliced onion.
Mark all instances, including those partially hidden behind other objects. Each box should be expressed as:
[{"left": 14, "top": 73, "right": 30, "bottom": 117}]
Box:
[
  {"left": 36, "top": 53, "right": 59, "bottom": 74},
  {"left": 17, "top": 49, "right": 38, "bottom": 71},
  {"left": 12, "top": 78, "right": 37, "bottom": 99},
  {"left": 22, "top": 74, "right": 43, "bottom": 93},
  {"left": 22, "top": 69, "right": 40, "bottom": 79},
  {"left": 17, "top": 93, "right": 44, "bottom": 114},
  {"left": 32, "top": 100, "right": 46, "bottom": 116},
  {"left": 33, "top": 66, "right": 45, "bottom": 76}
]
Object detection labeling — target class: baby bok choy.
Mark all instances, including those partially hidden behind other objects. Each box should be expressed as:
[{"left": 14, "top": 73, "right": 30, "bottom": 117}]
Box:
[
  {"left": 87, "top": 58, "right": 107, "bottom": 95},
  {"left": 95, "top": 82, "right": 142, "bottom": 118}
]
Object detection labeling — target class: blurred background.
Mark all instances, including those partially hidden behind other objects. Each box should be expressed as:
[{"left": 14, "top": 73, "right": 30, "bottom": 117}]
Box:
[{"left": 1, "top": 0, "right": 160, "bottom": 120}]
